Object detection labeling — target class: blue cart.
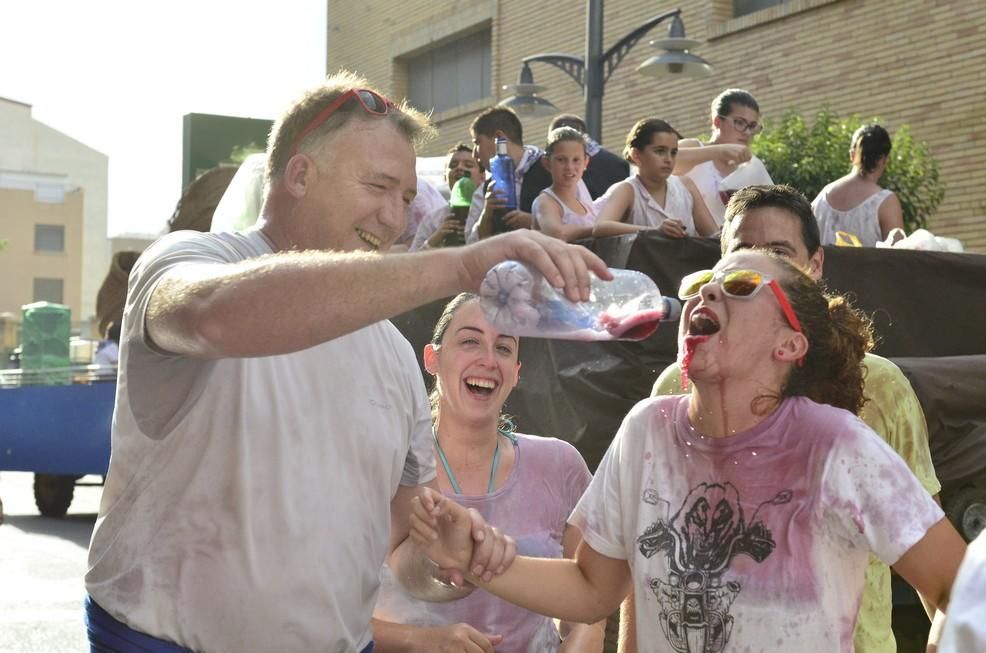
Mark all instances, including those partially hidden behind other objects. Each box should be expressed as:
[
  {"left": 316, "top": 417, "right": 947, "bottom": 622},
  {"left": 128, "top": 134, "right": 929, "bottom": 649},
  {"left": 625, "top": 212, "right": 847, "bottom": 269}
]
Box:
[{"left": 0, "top": 368, "right": 115, "bottom": 516}]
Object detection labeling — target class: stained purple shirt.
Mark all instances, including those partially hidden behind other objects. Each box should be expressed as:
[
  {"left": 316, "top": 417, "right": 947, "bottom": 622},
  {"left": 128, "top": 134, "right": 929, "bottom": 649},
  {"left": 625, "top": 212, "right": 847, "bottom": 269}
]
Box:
[
  {"left": 571, "top": 395, "right": 943, "bottom": 653},
  {"left": 376, "top": 433, "right": 592, "bottom": 653}
]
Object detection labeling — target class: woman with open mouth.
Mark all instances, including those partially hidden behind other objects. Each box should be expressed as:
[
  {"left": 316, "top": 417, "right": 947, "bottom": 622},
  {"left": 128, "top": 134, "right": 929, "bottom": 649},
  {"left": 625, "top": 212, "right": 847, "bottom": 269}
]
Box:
[
  {"left": 410, "top": 250, "right": 967, "bottom": 652},
  {"left": 373, "top": 292, "right": 605, "bottom": 653}
]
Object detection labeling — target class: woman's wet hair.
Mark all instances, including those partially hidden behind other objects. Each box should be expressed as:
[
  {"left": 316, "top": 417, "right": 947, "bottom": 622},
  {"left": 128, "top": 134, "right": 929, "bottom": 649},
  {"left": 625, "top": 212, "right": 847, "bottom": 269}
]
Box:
[
  {"left": 711, "top": 88, "right": 760, "bottom": 121},
  {"left": 545, "top": 126, "right": 588, "bottom": 156},
  {"left": 755, "top": 254, "right": 874, "bottom": 415},
  {"left": 428, "top": 292, "right": 518, "bottom": 431},
  {"left": 851, "top": 124, "right": 892, "bottom": 174},
  {"left": 622, "top": 118, "right": 682, "bottom": 162}
]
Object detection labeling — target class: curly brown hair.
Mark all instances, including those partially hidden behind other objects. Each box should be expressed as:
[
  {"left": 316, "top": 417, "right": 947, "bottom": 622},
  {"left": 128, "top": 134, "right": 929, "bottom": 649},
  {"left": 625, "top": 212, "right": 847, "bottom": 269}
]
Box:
[{"left": 768, "top": 255, "right": 874, "bottom": 414}]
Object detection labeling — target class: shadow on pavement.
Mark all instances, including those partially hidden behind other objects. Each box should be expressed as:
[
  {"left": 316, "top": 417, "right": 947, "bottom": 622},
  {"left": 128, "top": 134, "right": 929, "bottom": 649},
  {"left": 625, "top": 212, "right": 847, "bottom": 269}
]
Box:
[{"left": 3, "top": 513, "right": 97, "bottom": 548}]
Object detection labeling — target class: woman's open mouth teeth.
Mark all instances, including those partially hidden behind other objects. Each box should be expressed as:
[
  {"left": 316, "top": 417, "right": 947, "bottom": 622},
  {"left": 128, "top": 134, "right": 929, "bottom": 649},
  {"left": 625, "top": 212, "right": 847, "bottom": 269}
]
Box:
[
  {"left": 356, "top": 229, "right": 381, "bottom": 250},
  {"left": 464, "top": 377, "right": 497, "bottom": 395},
  {"left": 688, "top": 311, "right": 720, "bottom": 336}
]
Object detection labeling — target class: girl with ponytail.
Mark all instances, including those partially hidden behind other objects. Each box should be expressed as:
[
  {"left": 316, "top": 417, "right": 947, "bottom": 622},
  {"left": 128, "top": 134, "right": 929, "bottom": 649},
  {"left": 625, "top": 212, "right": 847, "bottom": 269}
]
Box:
[{"left": 812, "top": 123, "right": 906, "bottom": 247}]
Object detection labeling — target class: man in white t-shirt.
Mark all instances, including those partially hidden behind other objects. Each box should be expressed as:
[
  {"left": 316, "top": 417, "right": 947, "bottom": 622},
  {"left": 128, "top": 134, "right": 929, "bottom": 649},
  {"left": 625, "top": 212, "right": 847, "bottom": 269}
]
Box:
[{"left": 84, "top": 71, "right": 608, "bottom": 653}]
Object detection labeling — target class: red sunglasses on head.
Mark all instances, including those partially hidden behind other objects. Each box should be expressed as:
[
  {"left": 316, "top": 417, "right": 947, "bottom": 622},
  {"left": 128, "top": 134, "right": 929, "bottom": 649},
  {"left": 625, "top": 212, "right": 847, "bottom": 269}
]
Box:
[{"left": 289, "top": 88, "right": 397, "bottom": 157}]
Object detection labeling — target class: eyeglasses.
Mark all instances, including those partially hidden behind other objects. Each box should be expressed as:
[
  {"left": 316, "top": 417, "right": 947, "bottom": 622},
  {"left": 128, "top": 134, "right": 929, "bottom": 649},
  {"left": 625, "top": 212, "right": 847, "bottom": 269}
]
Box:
[
  {"left": 718, "top": 114, "right": 763, "bottom": 135},
  {"left": 289, "top": 88, "right": 396, "bottom": 157},
  {"left": 679, "top": 268, "right": 803, "bottom": 337}
]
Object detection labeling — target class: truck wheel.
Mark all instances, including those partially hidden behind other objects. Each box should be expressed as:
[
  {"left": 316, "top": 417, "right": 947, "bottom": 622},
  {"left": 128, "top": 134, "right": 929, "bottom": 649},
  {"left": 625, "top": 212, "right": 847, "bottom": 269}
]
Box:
[
  {"left": 946, "top": 486, "right": 986, "bottom": 542},
  {"left": 33, "top": 474, "right": 76, "bottom": 517}
]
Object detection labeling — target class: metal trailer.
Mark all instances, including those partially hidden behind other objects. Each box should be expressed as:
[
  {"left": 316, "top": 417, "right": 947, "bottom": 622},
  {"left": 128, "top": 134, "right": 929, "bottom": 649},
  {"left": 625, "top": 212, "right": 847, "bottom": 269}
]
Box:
[{"left": 0, "top": 366, "right": 114, "bottom": 517}]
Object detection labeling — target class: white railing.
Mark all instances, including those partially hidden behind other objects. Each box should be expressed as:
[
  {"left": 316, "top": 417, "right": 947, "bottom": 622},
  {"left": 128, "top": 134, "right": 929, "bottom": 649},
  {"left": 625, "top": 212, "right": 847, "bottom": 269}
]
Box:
[{"left": 0, "top": 364, "right": 118, "bottom": 388}]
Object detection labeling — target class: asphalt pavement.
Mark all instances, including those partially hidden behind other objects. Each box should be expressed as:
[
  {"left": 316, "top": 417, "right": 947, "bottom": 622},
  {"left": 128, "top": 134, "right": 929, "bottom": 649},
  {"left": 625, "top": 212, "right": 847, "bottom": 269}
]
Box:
[{"left": 0, "top": 471, "right": 102, "bottom": 653}]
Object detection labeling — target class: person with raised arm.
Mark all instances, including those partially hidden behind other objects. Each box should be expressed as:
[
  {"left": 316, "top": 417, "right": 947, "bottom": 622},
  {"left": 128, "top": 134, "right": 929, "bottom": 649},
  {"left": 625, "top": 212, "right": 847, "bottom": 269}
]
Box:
[{"left": 84, "top": 71, "right": 609, "bottom": 653}]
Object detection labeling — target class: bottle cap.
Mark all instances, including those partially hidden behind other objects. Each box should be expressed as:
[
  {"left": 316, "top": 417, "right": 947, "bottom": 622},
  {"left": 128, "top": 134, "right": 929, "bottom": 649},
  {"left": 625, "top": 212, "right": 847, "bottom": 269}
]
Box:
[{"left": 449, "top": 176, "right": 477, "bottom": 208}]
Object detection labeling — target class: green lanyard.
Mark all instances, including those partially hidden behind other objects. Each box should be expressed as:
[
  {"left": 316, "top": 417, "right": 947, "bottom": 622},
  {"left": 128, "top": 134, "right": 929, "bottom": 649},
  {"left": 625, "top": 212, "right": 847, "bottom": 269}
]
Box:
[{"left": 433, "top": 428, "right": 517, "bottom": 495}]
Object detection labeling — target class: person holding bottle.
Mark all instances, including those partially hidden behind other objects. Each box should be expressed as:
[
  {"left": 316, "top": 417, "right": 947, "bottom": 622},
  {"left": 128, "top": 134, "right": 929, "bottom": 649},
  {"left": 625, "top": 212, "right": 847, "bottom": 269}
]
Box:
[
  {"left": 411, "top": 143, "right": 484, "bottom": 250},
  {"left": 593, "top": 119, "right": 717, "bottom": 239},
  {"left": 532, "top": 127, "right": 598, "bottom": 243},
  {"left": 465, "top": 107, "right": 594, "bottom": 243},
  {"left": 410, "top": 249, "right": 966, "bottom": 653},
  {"left": 372, "top": 293, "right": 604, "bottom": 653}
]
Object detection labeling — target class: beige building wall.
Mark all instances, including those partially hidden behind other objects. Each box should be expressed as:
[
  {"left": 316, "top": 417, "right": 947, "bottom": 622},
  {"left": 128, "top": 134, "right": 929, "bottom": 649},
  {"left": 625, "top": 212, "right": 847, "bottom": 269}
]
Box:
[
  {"left": 0, "top": 185, "right": 84, "bottom": 326},
  {"left": 0, "top": 97, "right": 109, "bottom": 330},
  {"left": 327, "top": 0, "right": 986, "bottom": 251}
]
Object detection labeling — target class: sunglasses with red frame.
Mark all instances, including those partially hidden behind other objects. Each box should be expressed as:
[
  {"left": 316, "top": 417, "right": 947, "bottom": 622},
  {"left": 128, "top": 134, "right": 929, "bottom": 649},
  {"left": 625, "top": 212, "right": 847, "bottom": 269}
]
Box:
[
  {"left": 289, "top": 88, "right": 397, "bottom": 157},
  {"left": 679, "top": 268, "right": 805, "bottom": 365}
]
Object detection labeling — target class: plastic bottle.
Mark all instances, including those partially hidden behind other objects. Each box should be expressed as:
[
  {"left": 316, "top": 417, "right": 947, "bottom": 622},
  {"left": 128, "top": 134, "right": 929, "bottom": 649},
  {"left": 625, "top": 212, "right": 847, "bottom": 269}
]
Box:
[
  {"left": 444, "top": 176, "right": 476, "bottom": 246},
  {"left": 450, "top": 176, "right": 477, "bottom": 211},
  {"left": 489, "top": 137, "right": 517, "bottom": 234},
  {"left": 489, "top": 137, "right": 518, "bottom": 210},
  {"left": 479, "top": 260, "right": 681, "bottom": 341}
]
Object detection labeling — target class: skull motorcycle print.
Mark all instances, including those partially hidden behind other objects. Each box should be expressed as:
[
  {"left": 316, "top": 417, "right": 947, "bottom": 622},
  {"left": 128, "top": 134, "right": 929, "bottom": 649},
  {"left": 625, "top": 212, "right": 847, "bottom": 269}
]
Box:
[{"left": 637, "top": 481, "right": 793, "bottom": 653}]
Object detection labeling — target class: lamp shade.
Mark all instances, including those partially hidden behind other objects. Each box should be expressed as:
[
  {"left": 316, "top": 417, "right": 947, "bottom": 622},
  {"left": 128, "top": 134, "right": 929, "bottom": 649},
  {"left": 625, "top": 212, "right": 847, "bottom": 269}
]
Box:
[
  {"left": 498, "top": 94, "right": 559, "bottom": 117},
  {"left": 637, "top": 50, "right": 713, "bottom": 77}
]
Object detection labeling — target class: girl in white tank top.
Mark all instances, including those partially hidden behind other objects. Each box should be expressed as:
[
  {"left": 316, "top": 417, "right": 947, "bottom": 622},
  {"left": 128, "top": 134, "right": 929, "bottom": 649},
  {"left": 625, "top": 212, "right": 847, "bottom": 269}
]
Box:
[
  {"left": 532, "top": 127, "right": 598, "bottom": 242},
  {"left": 594, "top": 118, "right": 717, "bottom": 240}
]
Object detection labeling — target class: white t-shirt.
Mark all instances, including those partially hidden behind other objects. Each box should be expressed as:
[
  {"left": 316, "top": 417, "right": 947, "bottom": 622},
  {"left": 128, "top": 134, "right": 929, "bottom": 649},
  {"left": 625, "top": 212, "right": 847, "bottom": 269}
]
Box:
[
  {"left": 400, "top": 177, "right": 448, "bottom": 246},
  {"left": 686, "top": 158, "right": 727, "bottom": 227},
  {"left": 86, "top": 229, "right": 436, "bottom": 653},
  {"left": 376, "top": 433, "right": 592, "bottom": 653},
  {"left": 533, "top": 188, "right": 597, "bottom": 231},
  {"left": 940, "top": 531, "right": 986, "bottom": 652},
  {"left": 595, "top": 175, "right": 696, "bottom": 234},
  {"left": 571, "top": 394, "right": 943, "bottom": 653},
  {"left": 812, "top": 185, "right": 893, "bottom": 248}
]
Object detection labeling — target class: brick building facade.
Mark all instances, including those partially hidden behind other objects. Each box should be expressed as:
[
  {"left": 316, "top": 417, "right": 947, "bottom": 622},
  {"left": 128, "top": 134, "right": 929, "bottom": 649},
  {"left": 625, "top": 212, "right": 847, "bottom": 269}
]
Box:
[{"left": 327, "top": 0, "right": 986, "bottom": 251}]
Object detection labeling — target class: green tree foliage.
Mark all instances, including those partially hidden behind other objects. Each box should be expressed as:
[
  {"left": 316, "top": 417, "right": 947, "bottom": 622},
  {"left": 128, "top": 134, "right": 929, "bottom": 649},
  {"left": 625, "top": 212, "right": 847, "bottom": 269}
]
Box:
[
  {"left": 752, "top": 109, "right": 945, "bottom": 231},
  {"left": 227, "top": 142, "right": 265, "bottom": 166}
]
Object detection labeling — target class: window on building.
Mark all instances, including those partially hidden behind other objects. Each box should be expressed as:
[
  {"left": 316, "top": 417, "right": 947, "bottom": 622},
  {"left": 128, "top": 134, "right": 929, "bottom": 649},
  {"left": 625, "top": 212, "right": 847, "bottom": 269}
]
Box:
[
  {"left": 33, "top": 278, "right": 64, "bottom": 304},
  {"left": 407, "top": 29, "right": 491, "bottom": 114},
  {"left": 734, "top": 0, "right": 787, "bottom": 17},
  {"left": 35, "top": 224, "right": 65, "bottom": 253}
]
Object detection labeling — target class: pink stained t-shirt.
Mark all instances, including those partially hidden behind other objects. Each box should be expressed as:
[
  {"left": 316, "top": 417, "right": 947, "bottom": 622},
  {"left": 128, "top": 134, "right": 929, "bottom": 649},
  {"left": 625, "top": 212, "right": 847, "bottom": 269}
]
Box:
[
  {"left": 375, "top": 432, "right": 592, "bottom": 653},
  {"left": 571, "top": 394, "right": 943, "bottom": 653}
]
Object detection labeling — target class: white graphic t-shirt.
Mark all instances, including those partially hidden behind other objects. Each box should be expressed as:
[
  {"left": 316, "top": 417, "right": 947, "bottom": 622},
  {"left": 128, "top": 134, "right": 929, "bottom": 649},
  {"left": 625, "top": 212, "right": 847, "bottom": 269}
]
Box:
[{"left": 571, "top": 394, "right": 943, "bottom": 653}]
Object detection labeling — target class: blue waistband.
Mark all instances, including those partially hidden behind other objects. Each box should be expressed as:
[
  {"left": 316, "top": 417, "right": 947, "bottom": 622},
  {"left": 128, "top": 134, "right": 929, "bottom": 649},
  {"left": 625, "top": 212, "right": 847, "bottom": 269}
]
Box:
[{"left": 85, "top": 595, "right": 374, "bottom": 653}]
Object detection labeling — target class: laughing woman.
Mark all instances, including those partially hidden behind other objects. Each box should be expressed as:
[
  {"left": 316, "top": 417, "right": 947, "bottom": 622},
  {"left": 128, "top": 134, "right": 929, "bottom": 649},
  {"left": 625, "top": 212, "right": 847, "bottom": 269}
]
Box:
[
  {"left": 411, "top": 252, "right": 966, "bottom": 653},
  {"left": 373, "top": 293, "right": 604, "bottom": 653}
]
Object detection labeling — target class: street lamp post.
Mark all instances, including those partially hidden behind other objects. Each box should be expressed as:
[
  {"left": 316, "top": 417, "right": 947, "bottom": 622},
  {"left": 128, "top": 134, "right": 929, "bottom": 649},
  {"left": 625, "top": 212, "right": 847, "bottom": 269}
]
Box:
[{"left": 500, "top": 2, "right": 712, "bottom": 141}]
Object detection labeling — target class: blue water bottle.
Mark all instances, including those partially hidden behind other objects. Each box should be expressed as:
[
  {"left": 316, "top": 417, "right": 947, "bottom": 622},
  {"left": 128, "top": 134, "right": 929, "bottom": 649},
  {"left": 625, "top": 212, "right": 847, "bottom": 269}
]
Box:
[{"left": 489, "top": 137, "right": 517, "bottom": 233}]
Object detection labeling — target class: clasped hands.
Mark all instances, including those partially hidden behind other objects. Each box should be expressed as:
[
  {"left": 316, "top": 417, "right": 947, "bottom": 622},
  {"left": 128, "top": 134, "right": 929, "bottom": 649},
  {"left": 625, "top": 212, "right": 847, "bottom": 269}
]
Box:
[{"left": 411, "top": 487, "right": 515, "bottom": 586}]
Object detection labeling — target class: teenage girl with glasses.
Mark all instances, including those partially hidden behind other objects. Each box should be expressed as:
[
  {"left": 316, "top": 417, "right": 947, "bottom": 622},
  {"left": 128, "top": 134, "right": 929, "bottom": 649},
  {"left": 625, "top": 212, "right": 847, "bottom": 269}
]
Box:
[
  {"left": 593, "top": 118, "right": 717, "bottom": 240},
  {"left": 373, "top": 293, "right": 605, "bottom": 653},
  {"left": 674, "top": 88, "right": 765, "bottom": 226},
  {"left": 410, "top": 250, "right": 966, "bottom": 653}
]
